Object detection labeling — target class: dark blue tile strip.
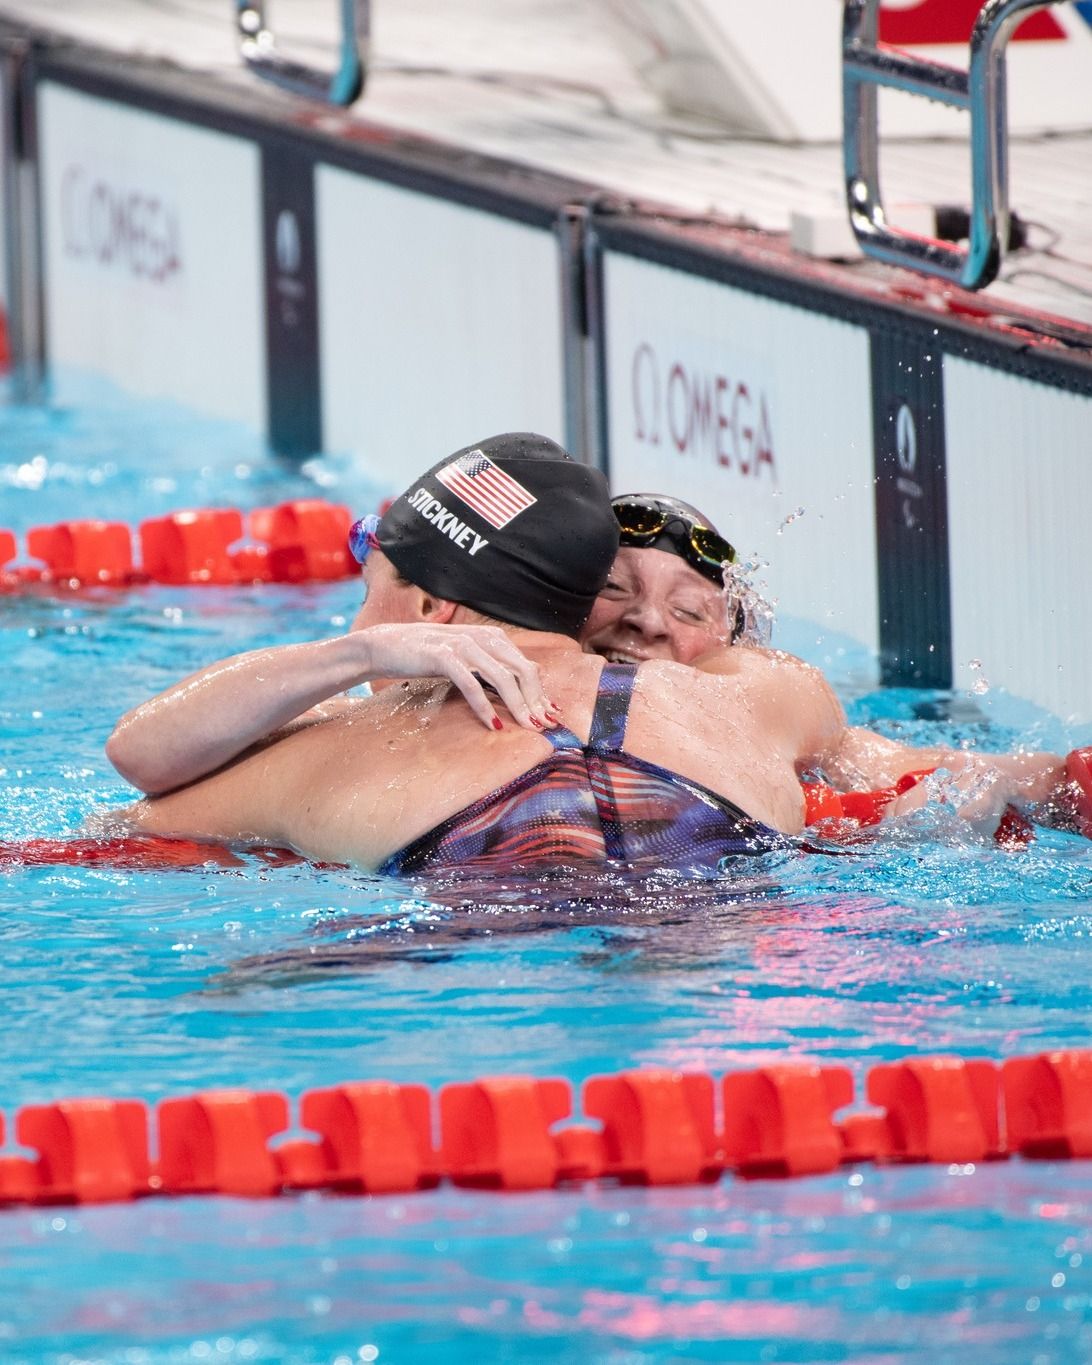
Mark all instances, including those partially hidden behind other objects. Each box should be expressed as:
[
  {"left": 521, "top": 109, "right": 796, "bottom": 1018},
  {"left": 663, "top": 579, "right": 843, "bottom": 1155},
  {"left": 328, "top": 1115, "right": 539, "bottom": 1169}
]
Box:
[
  {"left": 870, "top": 329, "right": 952, "bottom": 688},
  {"left": 261, "top": 143, "right": 322, "bottom": 458}
]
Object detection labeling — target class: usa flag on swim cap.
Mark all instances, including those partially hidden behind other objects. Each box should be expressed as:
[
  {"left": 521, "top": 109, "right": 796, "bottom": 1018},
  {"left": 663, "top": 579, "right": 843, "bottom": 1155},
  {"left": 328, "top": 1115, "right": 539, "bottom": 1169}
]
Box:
[{"left": 435, "top": 450, "right": 538, "bottom": 529}]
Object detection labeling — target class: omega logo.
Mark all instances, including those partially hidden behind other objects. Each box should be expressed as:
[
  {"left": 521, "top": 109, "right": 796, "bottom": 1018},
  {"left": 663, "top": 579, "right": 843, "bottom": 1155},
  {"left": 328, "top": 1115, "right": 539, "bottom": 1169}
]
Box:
[
  {"left": 631, "top": 341, "right": 777, "bottom": 481},
  {"left": 60, "top": 165, "right": 182, "bottom": 284}
]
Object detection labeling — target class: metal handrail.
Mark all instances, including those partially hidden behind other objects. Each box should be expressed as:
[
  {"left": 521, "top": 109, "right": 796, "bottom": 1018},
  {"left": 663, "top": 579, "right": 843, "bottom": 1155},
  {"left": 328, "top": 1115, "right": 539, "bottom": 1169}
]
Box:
[
  {"left": 236, "top": 0, "right": 369, "bottom": 107},
  {"left": 843, "top": 0, "right": 1068, "bottom": 290}
]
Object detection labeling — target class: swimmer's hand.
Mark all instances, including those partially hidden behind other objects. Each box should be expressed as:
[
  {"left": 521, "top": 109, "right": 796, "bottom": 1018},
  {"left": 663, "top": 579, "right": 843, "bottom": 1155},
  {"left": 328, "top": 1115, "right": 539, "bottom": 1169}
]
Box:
[
  {"left": 358, "top": 623, "right": 557, "bottom": 733},
  {"left": 885, "top": 762, "right": 1013, "bottom": 832}
]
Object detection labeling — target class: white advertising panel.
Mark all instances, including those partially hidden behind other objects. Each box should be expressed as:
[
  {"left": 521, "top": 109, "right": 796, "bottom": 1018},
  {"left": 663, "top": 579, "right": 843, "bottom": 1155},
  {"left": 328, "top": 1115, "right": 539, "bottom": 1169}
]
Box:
[
  {"left": 599, "top": 0, "right": 1092, "bottom": 140},
  {"left": 602, "top": 251, "right": 878, "bottom": 655},
  {"left": 38, "top": 83, "right": 265, "bottom": 426},
  {"left": 945, "top": 357, "right": 1091, "bottom": 724},
  {"left": 317, "top": 167, "right": 565, "bottom": 485}
]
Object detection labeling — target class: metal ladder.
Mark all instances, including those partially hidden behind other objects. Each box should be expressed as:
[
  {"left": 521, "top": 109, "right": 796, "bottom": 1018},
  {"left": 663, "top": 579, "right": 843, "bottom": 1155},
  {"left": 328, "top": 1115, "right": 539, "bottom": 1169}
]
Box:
[
  {"left": 843, "top": 0, "right": 1069, "bottom": 290},
  {"left": 235, "top": 0, "right": 369, "bottom": 107}
]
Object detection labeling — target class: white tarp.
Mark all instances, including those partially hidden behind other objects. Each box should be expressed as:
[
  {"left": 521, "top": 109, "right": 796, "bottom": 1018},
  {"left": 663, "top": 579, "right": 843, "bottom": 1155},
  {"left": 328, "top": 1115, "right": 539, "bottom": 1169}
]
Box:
[{"left": 598, "top": 0, "right": 1092, "bottom": 140}]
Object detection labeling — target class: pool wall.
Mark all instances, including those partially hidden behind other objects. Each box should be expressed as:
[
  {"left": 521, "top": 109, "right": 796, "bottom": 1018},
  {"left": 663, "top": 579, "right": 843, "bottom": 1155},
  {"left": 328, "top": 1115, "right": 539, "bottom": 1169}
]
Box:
[{"left": 0, "top": 18, "right": 1090, "bottom": 721}]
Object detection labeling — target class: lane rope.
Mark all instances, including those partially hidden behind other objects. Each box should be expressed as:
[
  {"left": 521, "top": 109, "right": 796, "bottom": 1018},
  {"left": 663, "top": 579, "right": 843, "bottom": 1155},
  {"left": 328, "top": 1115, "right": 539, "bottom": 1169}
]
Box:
[
  {"left": 1, "top": 1051, "right": 1091, "bottom": 1206},
  {"left": 0, "top": 499, "right": 363, "bottom": 588}
]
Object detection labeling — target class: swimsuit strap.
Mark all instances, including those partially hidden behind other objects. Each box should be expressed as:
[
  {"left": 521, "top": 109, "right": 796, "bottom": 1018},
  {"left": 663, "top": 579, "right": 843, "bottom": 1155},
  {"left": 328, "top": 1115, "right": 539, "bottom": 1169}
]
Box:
[
  {"left": 543, "top": 722, "right": 584, "bottom": 752},
  {"left": 542, "top": 663, "right": 635, "bottom": 859},
  {"left": 542, "top": 661, "right": 637, "bottom": 753},
  {"left": 588, "top": 662, "right": 637, "bottom": 753}
]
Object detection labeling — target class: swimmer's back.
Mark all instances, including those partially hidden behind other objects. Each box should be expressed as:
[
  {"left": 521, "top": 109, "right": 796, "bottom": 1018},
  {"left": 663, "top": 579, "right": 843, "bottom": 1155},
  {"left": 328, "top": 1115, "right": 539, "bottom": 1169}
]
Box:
[
  {"left": 129, "top": 641, "right": 834, "bottom": 867},
  {"left": 383, "top": 661, "right": 792, "bottom": 874}
]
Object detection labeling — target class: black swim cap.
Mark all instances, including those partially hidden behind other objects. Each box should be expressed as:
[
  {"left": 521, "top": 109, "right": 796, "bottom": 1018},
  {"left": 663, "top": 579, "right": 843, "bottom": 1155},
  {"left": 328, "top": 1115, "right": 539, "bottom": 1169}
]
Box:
[
  {"left": 611, "top": 493, "right": 735, "bottom": 579},
  {"left": 376, "top": 433, "right": 619, "bottom": 637},
  {"left": 612, "top": 492, "right": 746, "bottom": 642}
]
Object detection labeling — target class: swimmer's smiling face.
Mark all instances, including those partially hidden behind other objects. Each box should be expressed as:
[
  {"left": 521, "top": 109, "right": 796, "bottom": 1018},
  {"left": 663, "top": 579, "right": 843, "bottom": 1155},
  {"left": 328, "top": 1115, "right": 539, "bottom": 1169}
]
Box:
[{"left": 580, "top": 546, "right": 731, "bottom": 666}]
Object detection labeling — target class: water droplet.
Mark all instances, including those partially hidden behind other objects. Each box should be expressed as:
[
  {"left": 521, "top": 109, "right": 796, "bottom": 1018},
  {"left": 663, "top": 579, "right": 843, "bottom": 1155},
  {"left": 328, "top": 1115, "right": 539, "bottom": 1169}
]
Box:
[{"left": 722, "top": 557, "right": 775, "bottom": 647}]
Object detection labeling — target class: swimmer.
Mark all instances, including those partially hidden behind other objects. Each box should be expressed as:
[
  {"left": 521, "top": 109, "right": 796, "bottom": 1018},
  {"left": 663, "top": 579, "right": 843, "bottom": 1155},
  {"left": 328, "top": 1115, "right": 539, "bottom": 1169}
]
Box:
[
  {"left": 111, "top": 432, "right": 859, "bottom": 871},
  {"left": 584, "top": 494, "right": 1080, "bottom": 830},
  {"left": 107, "top": 450, "right": 1087, "bottom": 847}
]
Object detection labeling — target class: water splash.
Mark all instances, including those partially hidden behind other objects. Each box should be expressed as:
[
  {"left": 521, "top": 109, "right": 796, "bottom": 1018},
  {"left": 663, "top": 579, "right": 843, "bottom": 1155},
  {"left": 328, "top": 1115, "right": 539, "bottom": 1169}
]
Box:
[
  {"left": 968, "top": 658, "right": 991, "bottom": 696},
  {"left": 722, "top": 555, "right": 776, "bottom": 647}
]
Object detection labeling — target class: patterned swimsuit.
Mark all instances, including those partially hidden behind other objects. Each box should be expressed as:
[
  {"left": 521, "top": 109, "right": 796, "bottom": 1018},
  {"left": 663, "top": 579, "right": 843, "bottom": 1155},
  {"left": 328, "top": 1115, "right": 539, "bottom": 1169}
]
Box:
[{"left": 380, "top": 663, "right": 782, "bottom": 876}]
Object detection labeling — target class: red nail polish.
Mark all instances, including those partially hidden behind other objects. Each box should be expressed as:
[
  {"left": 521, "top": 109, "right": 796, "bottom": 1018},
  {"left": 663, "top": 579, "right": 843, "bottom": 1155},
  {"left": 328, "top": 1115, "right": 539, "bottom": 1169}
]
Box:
[
  {"left": 530, "top": 716, "right": 544, "bottom": 728},
  {"left": 492, "top": 717, "right": 503, "bottom": 731}
]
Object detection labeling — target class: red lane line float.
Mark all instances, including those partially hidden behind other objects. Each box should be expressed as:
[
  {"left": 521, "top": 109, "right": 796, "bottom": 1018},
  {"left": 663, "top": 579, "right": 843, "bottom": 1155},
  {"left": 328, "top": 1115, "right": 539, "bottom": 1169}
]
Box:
[
  {"left": 863, "top": 1057, "right": 1005, "bottom": 1164},
  {"left": 140, "top": 509, "right": 247, "bottom": 586},
  {"left": 442, "top": 1077, "right": 574, "bottom": 1190},
  {"left": 0, "top": 499, "right": 359, "bottom": 590},
  {"left": 802, "top": 769, "right": 936, "bottom": 835},
  {"left": 722, "top": 1064, "right": 853, "bottom": 1177},
  {"left": 17, "top": 1099, "right": 152, "bottom": 1205},
  {"left": 0, "top": 836, "right": 309, "bottom": 871},
  {"left": 585, "top": 1071, "right": 721, "bottom": 1185},
  {"left": 802, "top": 768, "right": 1040, "bottom": 848},
  {"left": 1002, "top": 1051, "right": 1092, "bottom": 1159},
  {"left": 27, "top": 521, "right": 135, "bottom": 586},
  {"left": 158, "top": 1091, "right": 291, "bottom": 1198},
  {"left": 3, "top": 1050, "right": 1092, "bottom": 1208},
  {"left": 300, "top": 1082, "right": 440, "bottom": 1193}
]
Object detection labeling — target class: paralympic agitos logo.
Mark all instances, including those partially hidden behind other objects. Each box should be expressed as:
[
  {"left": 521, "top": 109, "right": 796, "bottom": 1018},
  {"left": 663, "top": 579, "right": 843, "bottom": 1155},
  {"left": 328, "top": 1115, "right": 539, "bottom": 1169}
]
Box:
[{"left": 60, "top": 165, "right": 183, "bottom": 284}]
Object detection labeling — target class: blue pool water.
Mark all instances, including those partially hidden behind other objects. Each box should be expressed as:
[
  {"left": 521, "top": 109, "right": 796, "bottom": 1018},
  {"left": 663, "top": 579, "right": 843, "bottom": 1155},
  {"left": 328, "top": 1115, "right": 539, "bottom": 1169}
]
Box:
[{"left": 2, "top": 385, "right": 1092, "bottom": 1364}]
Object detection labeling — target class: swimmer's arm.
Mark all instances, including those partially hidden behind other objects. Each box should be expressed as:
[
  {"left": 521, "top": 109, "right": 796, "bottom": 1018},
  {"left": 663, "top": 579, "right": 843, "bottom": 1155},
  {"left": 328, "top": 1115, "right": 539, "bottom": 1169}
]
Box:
[
  {"left": 106, "top": 636, "right": 365, "bottom": 796},
  {"left": 106, "top": 624, "right": 552, "bottom": 796},
  {"left": 735, "top": 652, "right": 1065, "bottom": 812},
  {"left": 823, "top": 726, "right": 1064, "bottom": 807}
]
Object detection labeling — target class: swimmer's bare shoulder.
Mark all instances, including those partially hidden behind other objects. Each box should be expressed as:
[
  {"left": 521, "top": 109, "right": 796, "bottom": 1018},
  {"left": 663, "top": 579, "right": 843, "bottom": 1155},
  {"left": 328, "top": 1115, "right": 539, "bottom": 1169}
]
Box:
[
  {"left": 671, "top": 644, "right": 845, "bottom": 762},
  {"left": 691, "top": 641, "right": 801, "bottom": 675}
]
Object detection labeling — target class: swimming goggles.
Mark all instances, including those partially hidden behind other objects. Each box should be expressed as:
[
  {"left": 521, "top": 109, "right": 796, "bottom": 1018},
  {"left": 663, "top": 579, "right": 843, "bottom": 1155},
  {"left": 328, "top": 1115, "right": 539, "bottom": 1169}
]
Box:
[
  {"left": 347, "top": 513, "right": 382, "bottom": 565},
  {"left": 611, "top": 499, "right": 736, "bottom": 583}
]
